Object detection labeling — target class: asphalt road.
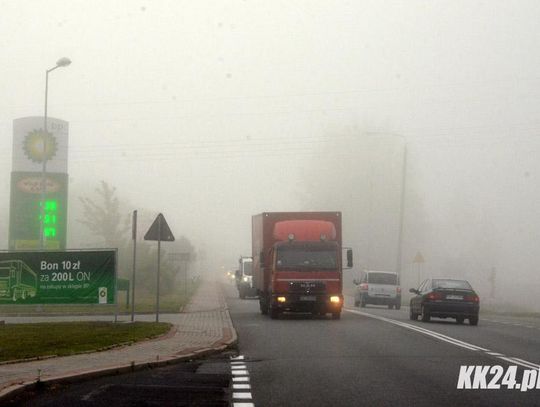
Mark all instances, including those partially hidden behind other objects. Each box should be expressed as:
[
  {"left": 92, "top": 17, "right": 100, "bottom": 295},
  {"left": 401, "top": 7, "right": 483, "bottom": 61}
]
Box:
[
  {"left": 226, "top": 285, "right": 540, "bottom": 407},
  {"left": 4, "top": 354, "right": 233, "bottom": 406}
]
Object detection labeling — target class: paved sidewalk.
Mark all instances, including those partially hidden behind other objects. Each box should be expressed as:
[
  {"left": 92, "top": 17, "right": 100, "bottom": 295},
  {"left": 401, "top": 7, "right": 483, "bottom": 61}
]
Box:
[{"left": 0, "top": 280, "right": 236, "bottom": 400}]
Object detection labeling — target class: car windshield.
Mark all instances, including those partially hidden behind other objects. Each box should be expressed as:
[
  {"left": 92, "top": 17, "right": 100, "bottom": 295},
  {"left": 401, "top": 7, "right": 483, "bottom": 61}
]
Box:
[
  {"left": 368, "top": 273, "right": 398, "bottom": 285},
  {"left": 432, "top": 279, "right": 473, "bottom": 290}
]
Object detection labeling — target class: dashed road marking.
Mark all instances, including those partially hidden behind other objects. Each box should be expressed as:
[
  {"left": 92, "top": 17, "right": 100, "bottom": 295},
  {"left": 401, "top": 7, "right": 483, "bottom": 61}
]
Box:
[
  {"left": 231, "top": 355, "right": 255, "bottom": 407},
  {"left": 233, "top": 384, "right": 251, "bottom": 390}
]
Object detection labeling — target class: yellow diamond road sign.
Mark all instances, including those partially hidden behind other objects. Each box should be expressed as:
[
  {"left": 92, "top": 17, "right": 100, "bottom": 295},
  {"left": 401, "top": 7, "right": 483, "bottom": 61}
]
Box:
[{"left": 413, "top": 252, "right": 425, "bottom": 263}]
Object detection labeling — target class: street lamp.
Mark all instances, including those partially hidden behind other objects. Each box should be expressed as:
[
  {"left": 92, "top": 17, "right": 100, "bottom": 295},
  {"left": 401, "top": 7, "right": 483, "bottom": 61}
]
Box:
[{"left": 40, "top": 57, "right": 71, "bottom": 249}]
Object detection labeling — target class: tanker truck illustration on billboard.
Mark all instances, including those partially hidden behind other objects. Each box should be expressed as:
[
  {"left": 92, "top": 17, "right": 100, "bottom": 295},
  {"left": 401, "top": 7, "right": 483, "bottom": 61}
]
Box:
[{"left": 0, "top": 260, "right": 38, "bottom": 301}]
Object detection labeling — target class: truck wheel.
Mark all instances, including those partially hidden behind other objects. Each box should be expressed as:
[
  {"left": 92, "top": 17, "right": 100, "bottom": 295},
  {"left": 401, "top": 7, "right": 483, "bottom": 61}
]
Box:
[
  {"left": 409, "top": 307, "right": 418, "bottom": 320},
  {"left": 354, "top": 299, "right": 360, "bottom": 307},
  {"left": 239, "top": 288, "right": 246, "bottom": 299},
  {"left": 360, "top": 300, "right": 366, "bottom": 308},
  {"left": 469, "top": 315, "right": 479, "bottom": 326},
  {"left": 395, "top": 302, "right": 401, "bottom": 310},
  {"left": 332, "top": 312, "right": 341, "bottom": 320},
  {"left": 260, "top": 298, "right": 268, "bottom": 315},
  {"left": 387, "top": 304, "right": 394, "bottom": 309}
]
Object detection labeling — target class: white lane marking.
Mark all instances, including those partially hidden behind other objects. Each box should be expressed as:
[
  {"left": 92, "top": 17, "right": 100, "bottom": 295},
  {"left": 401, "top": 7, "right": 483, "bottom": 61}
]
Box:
[
  {"left": 230, "top": 355, "right": 255, "bottom": 405},
  {"left": 497, "top": 356, "right": 539, "bottom": 370},
  {"left": 510, "top": 357, "right": 540, "bottom": 369},
  {"left": 232, "top": 365, "right": 247, "bottom": 370},
  {"left": 345, "top": 308, "right": 540, "bottom": 371},
  {"left": 233, "top": 384, "right": 251, "bottom": 390},
  {"left": 345, "top": 308, "right": 487, "bottom": 351},
  {"left": 234, "top": 392, "right": 253, "bottom": 399}
]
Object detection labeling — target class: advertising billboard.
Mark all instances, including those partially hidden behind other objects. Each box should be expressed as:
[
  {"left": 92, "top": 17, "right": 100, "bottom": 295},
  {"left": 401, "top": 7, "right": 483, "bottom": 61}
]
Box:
[{"left": 0, "top": 250, "right": 116, "bottom": 304}]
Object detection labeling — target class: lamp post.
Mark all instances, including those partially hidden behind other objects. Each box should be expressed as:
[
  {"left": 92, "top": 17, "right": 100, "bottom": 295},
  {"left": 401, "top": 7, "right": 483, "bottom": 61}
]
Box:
[{"left": 40, "top": 57, "right": 71, "bottom": 249}]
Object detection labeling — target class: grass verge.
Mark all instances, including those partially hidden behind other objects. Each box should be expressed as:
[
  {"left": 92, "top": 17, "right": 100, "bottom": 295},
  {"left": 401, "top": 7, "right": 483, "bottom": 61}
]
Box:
[{"left": 0, "top": 321, "right": 171, "bottom": 363}]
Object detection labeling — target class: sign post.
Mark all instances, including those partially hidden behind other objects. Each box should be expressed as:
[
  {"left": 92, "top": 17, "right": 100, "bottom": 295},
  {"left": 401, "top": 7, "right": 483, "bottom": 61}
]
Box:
[
  {"left": 412, "top": 251, "right": 425, "bottom": 287},
  {"left": 144, "top": 213, "right": 175, "bottom": 323},
  {"left": 131, "top": 210, "right": 137, "bottom": 322}
]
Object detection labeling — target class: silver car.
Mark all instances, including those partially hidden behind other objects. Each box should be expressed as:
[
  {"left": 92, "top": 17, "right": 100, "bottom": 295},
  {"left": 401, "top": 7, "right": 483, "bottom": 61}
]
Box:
[{"left": 354, "top": 270, "right": 401, "bottom": 309}]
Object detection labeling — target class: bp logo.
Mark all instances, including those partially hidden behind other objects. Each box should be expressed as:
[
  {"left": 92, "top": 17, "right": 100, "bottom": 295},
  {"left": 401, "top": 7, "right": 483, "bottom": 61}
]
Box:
[
  {"left": 23, "top": 129, "right": 58, "bottom": 163},
  {"left": 98, "top": 287, "right": 108, "bottom": 304}
]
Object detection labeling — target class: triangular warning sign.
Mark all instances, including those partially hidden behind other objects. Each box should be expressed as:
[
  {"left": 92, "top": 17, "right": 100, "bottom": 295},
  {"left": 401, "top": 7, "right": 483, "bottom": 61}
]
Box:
[
  {"left": 144, "top": 213, "right": 175, "bottom": 242},
  {"left": 413, "top": 251, "right": 425, "bottom": 263}
]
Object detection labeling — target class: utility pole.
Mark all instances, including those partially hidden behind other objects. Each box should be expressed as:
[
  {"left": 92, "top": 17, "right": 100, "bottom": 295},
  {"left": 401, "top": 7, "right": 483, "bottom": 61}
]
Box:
[
  {"left": 488, "top": 267, "right": 496, "bottom": 299},
  {"left": 396, "top": 144, "right": 407, "bottom": 274}
]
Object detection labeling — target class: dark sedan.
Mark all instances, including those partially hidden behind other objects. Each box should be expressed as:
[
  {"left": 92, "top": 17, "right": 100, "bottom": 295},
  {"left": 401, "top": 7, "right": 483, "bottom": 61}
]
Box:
[{"left": 409, "top": 278, "right": 479, "bottom": 325}]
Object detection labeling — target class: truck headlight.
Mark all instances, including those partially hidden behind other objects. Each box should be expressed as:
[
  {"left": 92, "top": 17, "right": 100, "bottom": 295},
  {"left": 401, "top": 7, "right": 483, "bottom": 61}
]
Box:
[
  {"left": 330, "top": 296, "right": 340, "bottom": 304},
  {"left": 243, "top": 276, "right": 249, "bottom": 282},
  {"left": 277, "top": 296, "right": 286, "bottom": 303}
]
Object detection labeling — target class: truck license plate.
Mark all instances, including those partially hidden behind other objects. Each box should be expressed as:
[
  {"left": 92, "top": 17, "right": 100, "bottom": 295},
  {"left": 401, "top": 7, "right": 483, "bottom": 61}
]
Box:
[{"left": 300, "top": 295, "right": 316, "bottom": 301}]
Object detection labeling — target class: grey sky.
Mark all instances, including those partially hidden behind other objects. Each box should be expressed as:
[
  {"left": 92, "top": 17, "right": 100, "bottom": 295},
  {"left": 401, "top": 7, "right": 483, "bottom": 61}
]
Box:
[{"left": 2, "top": 1, "right": 540, "bottom": 307}]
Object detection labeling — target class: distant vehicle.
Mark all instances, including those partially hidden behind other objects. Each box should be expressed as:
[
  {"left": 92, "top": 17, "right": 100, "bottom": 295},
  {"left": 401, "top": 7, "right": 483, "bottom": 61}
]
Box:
[
  {"left": 253, "top": 212, "right": 353, "bottom": 319},
  {"left": 226, "top": 270, "right": 236, "bottom": 284},
  {"left": 409, "top": 278, "right": 479, "bottom": 325},
  {"left": 0, "top": 260, "right": 38, "bottom": 302},
  {"left": 235, "top": 256, "right": 257, "bottom": 299},
  {"left": 353, "top": 270, "right": 401, "bottom": 309}
]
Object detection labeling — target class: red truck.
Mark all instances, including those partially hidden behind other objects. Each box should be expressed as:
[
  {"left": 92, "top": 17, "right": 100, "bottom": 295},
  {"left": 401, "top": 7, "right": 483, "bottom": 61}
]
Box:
[{"left": 252, "top": 212, "right": 352, "bottom": 319}]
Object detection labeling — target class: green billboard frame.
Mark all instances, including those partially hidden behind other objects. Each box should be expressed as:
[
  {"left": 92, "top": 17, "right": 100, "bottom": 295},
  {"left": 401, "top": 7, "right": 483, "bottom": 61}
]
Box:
[{"left": 0, "top": 249, "right": 117, "bottom": 305}]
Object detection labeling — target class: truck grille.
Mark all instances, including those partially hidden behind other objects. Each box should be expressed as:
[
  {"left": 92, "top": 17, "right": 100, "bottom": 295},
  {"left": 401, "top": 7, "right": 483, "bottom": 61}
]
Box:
[{"left": 289, "top": 281, "right": 326, "bottom": 294}]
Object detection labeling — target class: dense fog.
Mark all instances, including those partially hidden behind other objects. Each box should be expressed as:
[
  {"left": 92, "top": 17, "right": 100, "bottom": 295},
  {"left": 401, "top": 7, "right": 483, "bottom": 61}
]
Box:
[{"left": 1, "top": 1, "right": 540, "bottom": 310}]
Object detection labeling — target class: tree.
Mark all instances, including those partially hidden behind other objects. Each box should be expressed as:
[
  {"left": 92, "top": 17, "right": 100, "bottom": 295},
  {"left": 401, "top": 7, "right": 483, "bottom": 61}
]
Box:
[{"left": 78, "top": 181, "right": 131, "bottom": 248}]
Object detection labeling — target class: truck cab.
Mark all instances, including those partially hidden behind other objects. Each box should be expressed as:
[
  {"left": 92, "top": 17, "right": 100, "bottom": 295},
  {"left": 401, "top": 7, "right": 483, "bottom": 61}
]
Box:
[{"left": 236, "top": 256, "right": 257, "bottom": 299}]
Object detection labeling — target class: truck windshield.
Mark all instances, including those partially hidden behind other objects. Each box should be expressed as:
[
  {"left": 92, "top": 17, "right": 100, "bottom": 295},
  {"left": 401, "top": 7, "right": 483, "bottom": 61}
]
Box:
[
  {"left": 243, "top": 262, "right": 252, "bottom": 276},
  {"left": 276, "top": 246, "right": 337, "bottom": 270}
]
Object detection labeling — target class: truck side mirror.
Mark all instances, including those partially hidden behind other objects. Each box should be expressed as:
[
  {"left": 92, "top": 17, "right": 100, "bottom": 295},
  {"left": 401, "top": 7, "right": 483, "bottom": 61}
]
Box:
[
  {"left": 346, "top": 249, "right": 353, "bottom": 268},
  {"left": 409, "top": 288, "right": 418, "bottom": 294}
]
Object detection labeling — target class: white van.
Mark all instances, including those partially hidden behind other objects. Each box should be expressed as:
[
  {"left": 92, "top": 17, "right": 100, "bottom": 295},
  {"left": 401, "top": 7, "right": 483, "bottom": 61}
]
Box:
[{"left": 354, "top": 270, "right": 401, "bottom": 309}]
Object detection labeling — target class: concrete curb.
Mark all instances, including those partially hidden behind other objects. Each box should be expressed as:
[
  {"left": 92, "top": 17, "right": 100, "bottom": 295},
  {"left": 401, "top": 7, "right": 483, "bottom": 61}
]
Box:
[{"left": 0, "top": 288, "right": 238, "bottom": 404}]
